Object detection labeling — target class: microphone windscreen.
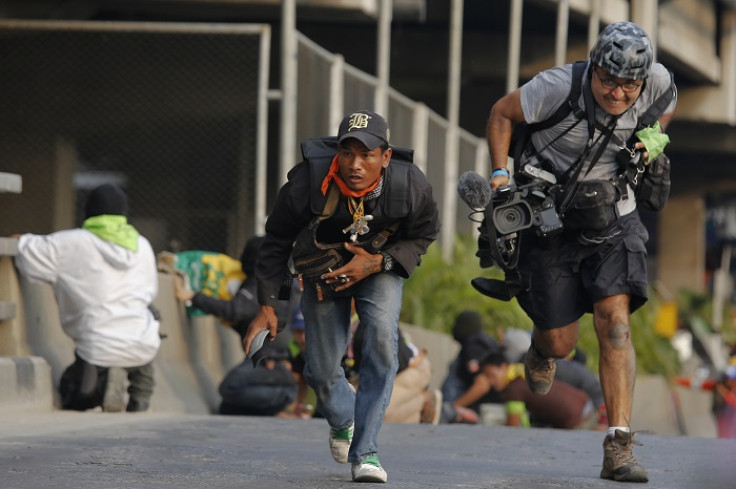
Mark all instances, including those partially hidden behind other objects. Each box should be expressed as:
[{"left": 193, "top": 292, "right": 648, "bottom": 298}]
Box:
[{"left": 457, "top": 171, "right": 492, "bottom": 209}]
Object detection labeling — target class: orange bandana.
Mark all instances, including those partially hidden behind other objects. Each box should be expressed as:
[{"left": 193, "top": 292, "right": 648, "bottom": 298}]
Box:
[{"left": 320, "top": 154, "right": 381, "bottom": 198}]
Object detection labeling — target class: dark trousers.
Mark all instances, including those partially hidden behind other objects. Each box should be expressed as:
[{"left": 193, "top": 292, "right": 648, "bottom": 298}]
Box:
[
  {"left": 59, "top": 353, "right": 155, "bottom": 412},
  {"left": 217, "top": 360, "right": 296, "bottom": 416}
]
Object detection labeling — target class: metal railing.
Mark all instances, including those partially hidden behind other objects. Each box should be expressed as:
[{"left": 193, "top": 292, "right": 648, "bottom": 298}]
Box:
[{"left": 294, "top": 32, "right": 489, "bottom": 256}]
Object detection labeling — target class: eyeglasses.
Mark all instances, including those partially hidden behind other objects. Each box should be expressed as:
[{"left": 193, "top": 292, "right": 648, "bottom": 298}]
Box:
[{"left": 593, "top": 68, "right": 642, "bottom": 93}]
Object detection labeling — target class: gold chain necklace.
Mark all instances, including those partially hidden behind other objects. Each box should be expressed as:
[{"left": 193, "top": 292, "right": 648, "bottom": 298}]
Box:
[
  {"left": 347, "top": 196, "right": 365, "bottom": 222},
  {"left": 343, "top": 196, "right": 373, "bottom": 242}
]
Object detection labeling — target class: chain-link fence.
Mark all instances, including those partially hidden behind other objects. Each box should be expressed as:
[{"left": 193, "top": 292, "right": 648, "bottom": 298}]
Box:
[
  {"left": 0, "top": 20, "right": 270, "bottom": 258},
  {"left": 0, "top": 20, "right": 487, "bottom": 260}
]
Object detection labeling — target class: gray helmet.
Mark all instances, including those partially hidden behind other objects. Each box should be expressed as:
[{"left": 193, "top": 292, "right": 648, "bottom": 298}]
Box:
[{"left": 590, "top": 21, "right": 653, "bottom": 80}]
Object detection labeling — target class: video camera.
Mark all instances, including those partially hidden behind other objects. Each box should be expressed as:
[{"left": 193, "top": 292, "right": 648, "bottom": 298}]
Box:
[
  {"left": 457, "top": 165, "right": 564, "bottom": 301},
  {"left": 490, "top": 165, "right": 563, "bottom": 238}
]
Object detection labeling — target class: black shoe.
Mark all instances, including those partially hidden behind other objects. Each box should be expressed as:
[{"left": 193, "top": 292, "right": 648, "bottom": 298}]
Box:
[{"left": 126, "top": 399, "right": 150, "bottom": 412}]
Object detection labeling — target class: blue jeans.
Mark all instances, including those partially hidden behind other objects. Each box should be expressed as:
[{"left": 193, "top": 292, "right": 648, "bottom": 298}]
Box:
[{"left": 301, "top": 271, "right": 402, "bottom": 464}]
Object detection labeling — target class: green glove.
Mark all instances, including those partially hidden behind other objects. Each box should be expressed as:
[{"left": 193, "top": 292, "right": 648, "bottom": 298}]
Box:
[{"left": 636, "top": 121, "right": 670, "bottom": 161}]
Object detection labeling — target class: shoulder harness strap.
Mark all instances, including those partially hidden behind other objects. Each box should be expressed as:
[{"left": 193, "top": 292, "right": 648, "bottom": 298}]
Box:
[
  {"left": 613, "top": 70, "right": 677, "bottom": 195},
  {"left": 527, "top": 60, "right": 588, "bottom": 133},
  {"left": 514, "top": 61, "right": 592, "bottom": 174},
  {"left": 638, "top": 70, "right": 676, "bottom": 129}
]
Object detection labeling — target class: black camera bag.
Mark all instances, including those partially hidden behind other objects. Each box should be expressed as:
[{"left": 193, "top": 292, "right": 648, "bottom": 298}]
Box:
[
  {"left": 559, "top": 179, "right": 619, "bottom": 231},
  {"left": 612, "top": 71, "right": 675, "bottom": 212},
  {"left": 289, "top": 184, "right": 350, "bottom": 302},
  {"left": 635, "top": 153, "right": 671, "bottom": 211}
]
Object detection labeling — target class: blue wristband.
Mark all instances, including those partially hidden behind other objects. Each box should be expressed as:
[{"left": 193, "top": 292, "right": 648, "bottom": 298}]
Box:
[{"left": 491, "top": 168, "right": 510, "bottom": 179}]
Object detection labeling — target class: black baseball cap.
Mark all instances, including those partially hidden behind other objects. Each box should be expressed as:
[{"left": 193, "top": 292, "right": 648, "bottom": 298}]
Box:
[{"left": 337, "top": 110, "right": 390, "bottom": 150}]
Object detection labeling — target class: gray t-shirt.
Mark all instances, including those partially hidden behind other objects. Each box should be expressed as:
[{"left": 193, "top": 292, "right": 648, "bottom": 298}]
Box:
[{"left": 520, "top": 61, "right": 677, "bottom": 216}]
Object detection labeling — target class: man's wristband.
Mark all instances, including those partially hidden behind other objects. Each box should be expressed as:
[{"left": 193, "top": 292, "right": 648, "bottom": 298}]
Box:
[{"left": 491, "top": 168, "right": 510, "bottom": 179}]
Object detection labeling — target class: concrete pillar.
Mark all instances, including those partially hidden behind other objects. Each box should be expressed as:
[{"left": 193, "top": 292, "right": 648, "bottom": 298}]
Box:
[
  {"left": 675, "top": 9, "right": 736, "bottom": 124},
  {"left": 52, "top": 137, "right": 76, "bottom": 231},
  {"left": 657, "top": 194, "right": 706, "bottom": 295},
  {"left": 555, "top": 0, "right": 570, "bottom": 67},
  {"left": 630, "top": 0, "right": 659, "bottom": 54},
  {"left": 506, "top": 0, "right": 523, "bottom": 93}
]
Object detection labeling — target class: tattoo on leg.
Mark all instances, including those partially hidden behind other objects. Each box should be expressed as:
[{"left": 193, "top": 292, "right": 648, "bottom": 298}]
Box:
[{"left": 608, "top": 322, "right": 630, "bottom": 349}]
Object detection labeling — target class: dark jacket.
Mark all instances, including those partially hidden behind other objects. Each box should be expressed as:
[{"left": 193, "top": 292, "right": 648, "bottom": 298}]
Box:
[
  {"left": 256, "top": 137, "right": 440, "bottom": 306},
  {"left": 191, "top": 275, "right": 288, "bottom": 342}
]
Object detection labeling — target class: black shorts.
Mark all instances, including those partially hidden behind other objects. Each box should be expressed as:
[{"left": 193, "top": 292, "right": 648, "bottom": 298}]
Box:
[{"left": 516, "top": 211, "right": 649, "bottom": 329}]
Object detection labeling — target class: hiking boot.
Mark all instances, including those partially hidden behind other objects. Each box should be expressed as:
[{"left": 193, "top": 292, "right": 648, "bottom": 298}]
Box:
[
  {"left": 351, "top": 454, "right": 387, "bottom": 483},
  {"left": 420, "top": 389, "right": 442, "bottom": 425},
  {"left": 328, "top": 423, "right": 353, "bottom": 464},
  {"left": 524, "top": 343, "right": 556, "bottom": 395},
  {"left": 600, "top": 429, "right": 649, "bottom": 482}
]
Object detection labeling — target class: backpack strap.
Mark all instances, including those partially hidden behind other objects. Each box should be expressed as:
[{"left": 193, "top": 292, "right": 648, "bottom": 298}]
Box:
[
  {"left": 317, "top": 183, "right": 341, "bottom": 223},
  {"left": 638, "top": 70, "right": 676, "bottom": 129},
  {"left": 527, "top": 60, "right": 588, "bottom": 133},
  {"left": 512, "top": 61, "right": 593, "bottom": 174}
]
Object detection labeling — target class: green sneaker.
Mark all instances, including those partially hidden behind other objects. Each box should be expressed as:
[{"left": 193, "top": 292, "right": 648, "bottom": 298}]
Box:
[
  {"left": 351, "top": 454, "right": 387, "bottom": 483},
  {"left": 328, "top": 423, "right": 353, "bottom": 464}
]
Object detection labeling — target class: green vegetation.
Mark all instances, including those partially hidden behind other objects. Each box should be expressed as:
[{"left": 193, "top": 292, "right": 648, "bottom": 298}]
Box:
[
  {"left": 401, "top": 235, "right": 682, "bottom": 377},
  {"left": 401, "top": 236, "right": 531, "bottom": 335}
]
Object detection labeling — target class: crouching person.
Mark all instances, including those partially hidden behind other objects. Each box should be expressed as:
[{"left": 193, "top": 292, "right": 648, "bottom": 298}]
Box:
[
  {"left": 14, "top": 183, "right": 160, "bottom": 412},
  {"left": 244, "top": 110, "right": 439, "bottom": 483},
  {"left": 218, "top": 337, "right": 297, "bottom": 416}
]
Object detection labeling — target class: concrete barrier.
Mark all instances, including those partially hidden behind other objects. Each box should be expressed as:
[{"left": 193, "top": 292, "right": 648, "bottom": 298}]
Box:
[
  {"left": 0, "top": 356, "right": 53, "bottom": 413},
  {"left": 0, "top": 254, "right": 30, "bottom": 357},
  {"left": 19, "top": 274, "right": 75, "bottom": 386},
  {"left": 150, "top": 273, "right": 213, "bottom": 414},
  {"left": 401, "top": 323, "right": 460, "bottom": 391},
  {"left": 629, "top": 375, "right": 717, "bottom": 438},
  {"left": 217, "top": 319, "right": 246, "bottom": 372},
  {"left": 187, "top": 315, "right": 227, "bottom": 411},
  {"left": 0, "top": 254, "right": 721, "bottom": 437},
  {"left": 10, "top": 268, "right": 217, "bottom": 414}
]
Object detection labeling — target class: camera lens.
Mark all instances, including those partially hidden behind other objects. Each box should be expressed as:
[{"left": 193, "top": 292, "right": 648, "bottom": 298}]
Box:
[
  {"left": 501, "top": 207, "right": 523, "bottom": 224},
  {"left": 493, "top": 201, "right": 532, "bottom": 235}
]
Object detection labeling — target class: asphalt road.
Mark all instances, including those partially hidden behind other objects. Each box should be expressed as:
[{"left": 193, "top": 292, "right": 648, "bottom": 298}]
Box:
[{"left": 0, "top": 411, "right": 734, "bottom": 489}]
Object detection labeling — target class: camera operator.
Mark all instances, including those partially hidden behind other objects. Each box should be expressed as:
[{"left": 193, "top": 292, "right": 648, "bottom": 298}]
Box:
[{"left": 485, "top": 22, "right": 676, "bottom": 483}]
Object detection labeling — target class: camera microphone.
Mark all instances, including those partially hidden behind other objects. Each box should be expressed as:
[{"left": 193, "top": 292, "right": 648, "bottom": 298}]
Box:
[{"left": 457, "top": 171, "right": 493, "bottom": 210}]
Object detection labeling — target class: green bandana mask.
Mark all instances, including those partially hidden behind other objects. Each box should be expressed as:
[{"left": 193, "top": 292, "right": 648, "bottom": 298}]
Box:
[
  {"left": 636, "top": 121, "right": 670, "bottom": 161},
  {"left": 82, "top": 215, "right": 139, "bottom": 252}
]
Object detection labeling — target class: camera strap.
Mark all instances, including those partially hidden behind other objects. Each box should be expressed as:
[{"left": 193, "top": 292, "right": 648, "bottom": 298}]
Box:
[
  {"left": 471, "top": 199, "right": 526, "bottom": 301},
  {"left": 557, "top": 116, "right": 618, "bottom": 214},
  {"left": 612, "top": 71, "right": 677, "bottom": 194}
]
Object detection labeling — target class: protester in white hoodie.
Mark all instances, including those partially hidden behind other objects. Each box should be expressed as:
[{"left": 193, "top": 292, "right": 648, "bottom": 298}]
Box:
[{"left": 14, "top": 183, "right": 160, "bottom": 412}]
